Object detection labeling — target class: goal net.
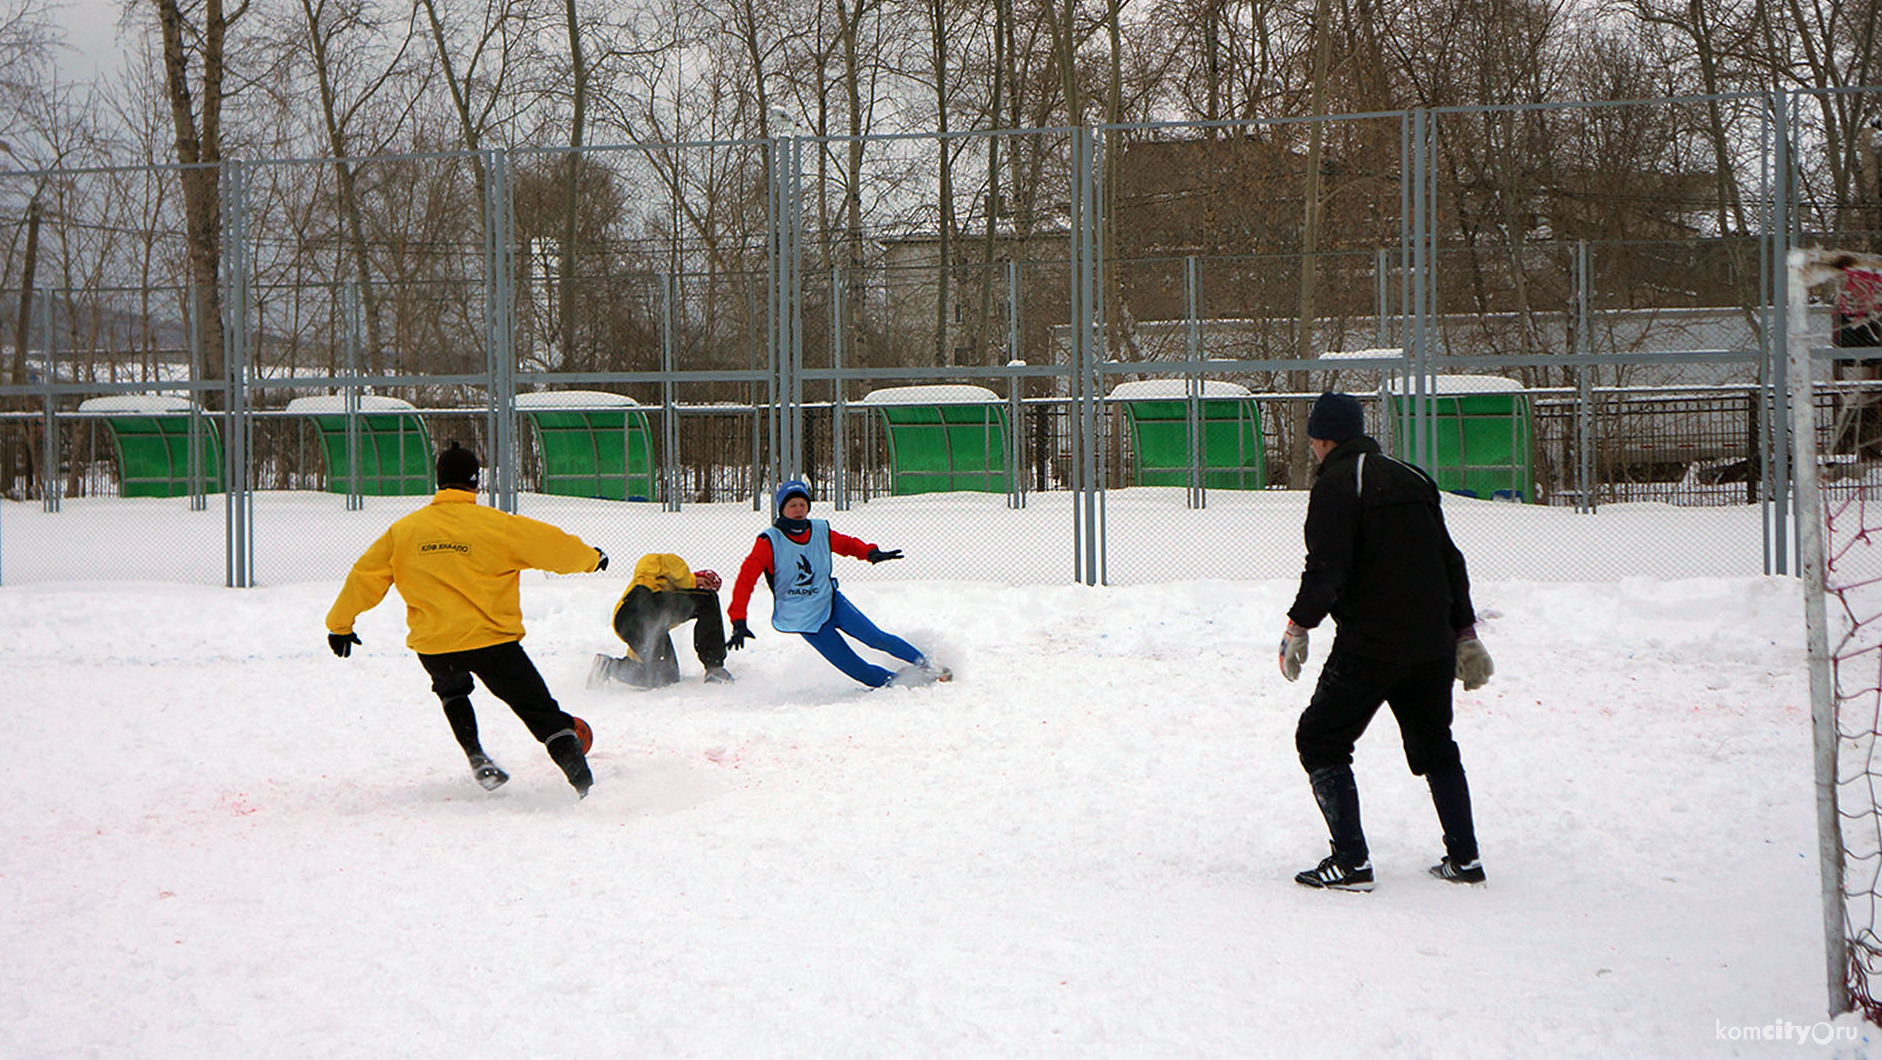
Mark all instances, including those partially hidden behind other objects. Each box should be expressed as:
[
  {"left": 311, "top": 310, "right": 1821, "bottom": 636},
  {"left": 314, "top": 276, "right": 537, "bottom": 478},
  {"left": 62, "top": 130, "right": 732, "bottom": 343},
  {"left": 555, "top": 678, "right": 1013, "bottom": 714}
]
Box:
[{"left": 1792, "top": 248, "right": 1882, "bottom": 1021}]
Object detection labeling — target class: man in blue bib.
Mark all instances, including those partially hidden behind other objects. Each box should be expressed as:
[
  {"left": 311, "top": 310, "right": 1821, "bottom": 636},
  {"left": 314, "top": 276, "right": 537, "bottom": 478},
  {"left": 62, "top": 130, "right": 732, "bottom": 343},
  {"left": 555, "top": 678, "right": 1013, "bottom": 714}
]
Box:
[{"left": 726, "top": 480, "right": 949, "bottom": 688}]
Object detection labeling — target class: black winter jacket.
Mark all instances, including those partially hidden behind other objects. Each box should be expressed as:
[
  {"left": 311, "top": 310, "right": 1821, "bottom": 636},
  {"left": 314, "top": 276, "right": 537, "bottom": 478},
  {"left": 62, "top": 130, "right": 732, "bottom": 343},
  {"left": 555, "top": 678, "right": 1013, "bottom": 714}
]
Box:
[{"left": 1286, "top": 435, "right": 1476, "bottom": 661}]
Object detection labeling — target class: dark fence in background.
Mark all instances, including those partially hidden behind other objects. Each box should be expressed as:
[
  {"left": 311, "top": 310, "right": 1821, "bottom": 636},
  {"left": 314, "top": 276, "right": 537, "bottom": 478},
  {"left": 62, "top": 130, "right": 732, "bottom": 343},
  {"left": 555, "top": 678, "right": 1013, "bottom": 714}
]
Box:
[{"left": 0, "top": 89, "right": 1877, "bottom": 585}]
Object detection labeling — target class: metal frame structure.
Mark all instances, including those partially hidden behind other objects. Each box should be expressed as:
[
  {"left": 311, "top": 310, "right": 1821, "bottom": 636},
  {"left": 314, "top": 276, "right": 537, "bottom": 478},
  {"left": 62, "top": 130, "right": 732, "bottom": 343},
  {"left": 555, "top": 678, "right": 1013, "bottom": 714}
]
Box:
[{"left": 0, "top": 89, "right": 1875, "bottom": 590}]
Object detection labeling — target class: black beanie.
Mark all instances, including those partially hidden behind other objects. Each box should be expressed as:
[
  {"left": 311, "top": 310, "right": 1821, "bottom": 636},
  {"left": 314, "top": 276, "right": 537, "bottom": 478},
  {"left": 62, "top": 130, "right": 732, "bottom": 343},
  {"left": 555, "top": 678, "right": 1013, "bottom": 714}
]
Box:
[
  {"left": 1306, "top": 392, "right": 1365, "bottom": 442},
  {"left": 436, "top": 441, "right": 481, "bottom": 489}
]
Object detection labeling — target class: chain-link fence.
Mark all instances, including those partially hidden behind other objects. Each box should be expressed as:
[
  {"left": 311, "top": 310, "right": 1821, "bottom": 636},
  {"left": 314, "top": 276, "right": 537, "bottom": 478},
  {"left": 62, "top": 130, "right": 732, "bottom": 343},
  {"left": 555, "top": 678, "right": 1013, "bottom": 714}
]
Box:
[{"left": 0, "top": 90, "right": 1877, "bottom": 587}]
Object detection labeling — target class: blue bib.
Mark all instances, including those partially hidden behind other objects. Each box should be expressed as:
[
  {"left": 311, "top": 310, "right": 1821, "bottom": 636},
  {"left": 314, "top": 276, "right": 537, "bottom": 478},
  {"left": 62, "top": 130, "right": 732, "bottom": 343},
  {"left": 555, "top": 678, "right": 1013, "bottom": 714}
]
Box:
[{"left": 764, "top": 521, "right": 835, "bottom": 633}]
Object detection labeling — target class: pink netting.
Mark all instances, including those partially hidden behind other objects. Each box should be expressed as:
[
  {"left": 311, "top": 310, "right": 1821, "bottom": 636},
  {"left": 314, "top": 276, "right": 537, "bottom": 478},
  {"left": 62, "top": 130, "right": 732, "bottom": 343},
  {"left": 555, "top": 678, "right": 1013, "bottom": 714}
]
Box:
[{"left": 1825, "top": 482, "right": 1882, "bottom": 1022}]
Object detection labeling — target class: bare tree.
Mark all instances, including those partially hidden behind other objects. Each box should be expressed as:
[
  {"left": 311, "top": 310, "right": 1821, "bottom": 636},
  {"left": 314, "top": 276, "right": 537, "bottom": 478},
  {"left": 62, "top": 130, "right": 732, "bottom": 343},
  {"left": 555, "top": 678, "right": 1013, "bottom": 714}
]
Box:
[
  {"left": 1622, "top": 0, "right": 1758, "bottom": 235},
  {"left": 1756, "top": 0, "right": 1882, "bottom": 244},
  {"left": 0, "top": 0, "right": 100, "bottom": 496},
  {"left": 1285, "top": 0, "right": 1335, "bottom": 485},
  {"left": 416, "top": 0, "right": 531, "bottom": 206},
  {"left": 153, "top": 0, "right": 247, "bottom": 394},
  {"left": 284, "top": 0, "right": 421, "bottom": 374},
  {"left": 552, "top": 0, "right": 590, "bottom": 369}
]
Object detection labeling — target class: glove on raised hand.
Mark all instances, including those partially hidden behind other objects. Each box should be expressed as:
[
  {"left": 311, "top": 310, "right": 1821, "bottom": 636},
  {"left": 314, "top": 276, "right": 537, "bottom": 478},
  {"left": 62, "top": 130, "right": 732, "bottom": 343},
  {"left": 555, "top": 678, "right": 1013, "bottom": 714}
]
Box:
[
  {"left": 1455, "top": 627, "right": 1494, "bottom": 691},
  {"left": 1279, "top": 621, "right": 1309, "bottom": 682},
  {"left": 866, "top": 547, "right": 903, "bottom": 564},
  {"left": 594, "top": 548, "right": 610, "bottom": 572},
  {"left": 692, "top": 569, "right": 722, "bottom": 592},
  {"left": 329, "top": 632, "right": 362, "bottom": 658},
  {"left": 726, "top": 619, "right": 755, "bottom": 650}
]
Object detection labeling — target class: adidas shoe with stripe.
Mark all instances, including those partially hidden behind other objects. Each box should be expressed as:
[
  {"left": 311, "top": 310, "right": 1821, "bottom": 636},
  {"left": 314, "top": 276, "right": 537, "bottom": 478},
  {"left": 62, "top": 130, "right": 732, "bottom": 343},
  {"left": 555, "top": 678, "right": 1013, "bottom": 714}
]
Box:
[
  {"left": 1295, "top": 850, "right": 1375, "bottom": 892},
  {"left": 1429, "top": 856, "right": 1486, "bottom": 884}
]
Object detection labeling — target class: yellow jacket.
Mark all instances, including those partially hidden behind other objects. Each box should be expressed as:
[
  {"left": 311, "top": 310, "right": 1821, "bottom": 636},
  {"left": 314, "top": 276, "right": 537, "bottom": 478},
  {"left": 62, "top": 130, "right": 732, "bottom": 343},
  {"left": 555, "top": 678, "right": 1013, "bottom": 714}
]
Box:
[
  {"left": 327, "top": 489, "right": 603, "bottom": 654},
  {"left": 617, "top": 553, "right": 696, "bottom": 604}
]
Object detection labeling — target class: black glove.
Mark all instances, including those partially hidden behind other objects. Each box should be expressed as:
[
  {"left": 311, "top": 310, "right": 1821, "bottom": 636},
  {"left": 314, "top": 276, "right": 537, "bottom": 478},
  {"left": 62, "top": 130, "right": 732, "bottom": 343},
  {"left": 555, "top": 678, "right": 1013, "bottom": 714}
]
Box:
[
  {"left": 726, "top": 619, "right": 755, "bottom": 650},
  {"left": 329, "top": 632, "right": 362, "bottom": 658},
  {"left": 594, "top": 548, "right": 609, "bottom": 572},
  {"left": 867, "top": 547, "right": 904, "bottom": 564}
]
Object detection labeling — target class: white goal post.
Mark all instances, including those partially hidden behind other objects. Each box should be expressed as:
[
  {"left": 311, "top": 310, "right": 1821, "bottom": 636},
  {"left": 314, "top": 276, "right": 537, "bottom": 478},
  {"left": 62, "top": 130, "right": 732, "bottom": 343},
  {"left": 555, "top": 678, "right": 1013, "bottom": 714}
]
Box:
[{"left": 1790, "top": 247, "right": 1882, "bottom": 1019}]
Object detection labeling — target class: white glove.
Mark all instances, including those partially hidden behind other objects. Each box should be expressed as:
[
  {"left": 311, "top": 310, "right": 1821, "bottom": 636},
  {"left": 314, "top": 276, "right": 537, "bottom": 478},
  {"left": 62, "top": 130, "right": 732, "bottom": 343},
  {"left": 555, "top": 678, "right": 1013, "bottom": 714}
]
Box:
[
  {"left": 1455, "top": 629, "right": 1494, "bottom": 691},
  {"left": 1279, "top": 621, "right": 1310, "bottom": 682}
]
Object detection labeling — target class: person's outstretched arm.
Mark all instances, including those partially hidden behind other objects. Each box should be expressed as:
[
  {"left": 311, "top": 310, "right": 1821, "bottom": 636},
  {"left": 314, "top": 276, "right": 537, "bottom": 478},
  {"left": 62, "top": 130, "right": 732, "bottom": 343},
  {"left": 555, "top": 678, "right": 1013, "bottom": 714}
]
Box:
[
  {"left": 326, "top": 530, "right": 396, "bottom": 637},
  {"left": 727, "top": 536, "right": 774, "bottom": 623}
]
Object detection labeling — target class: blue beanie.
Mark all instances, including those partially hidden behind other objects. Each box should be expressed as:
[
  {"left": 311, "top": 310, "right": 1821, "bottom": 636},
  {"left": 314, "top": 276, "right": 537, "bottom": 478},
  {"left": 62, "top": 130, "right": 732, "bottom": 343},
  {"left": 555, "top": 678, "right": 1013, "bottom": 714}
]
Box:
[
  {"left": 774, "top": 479, "right": 811, "bottom": 510},
  {"left": 1306, "top": 392, "right": 1365, "bottom": 442}
]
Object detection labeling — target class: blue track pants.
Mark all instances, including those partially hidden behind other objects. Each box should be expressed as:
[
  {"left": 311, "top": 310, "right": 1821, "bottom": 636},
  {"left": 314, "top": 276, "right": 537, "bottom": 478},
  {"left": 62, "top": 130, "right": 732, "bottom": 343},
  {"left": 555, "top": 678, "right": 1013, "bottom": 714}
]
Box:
[{"left": 799, "top": 591, "right": 924, "bottom": 687}]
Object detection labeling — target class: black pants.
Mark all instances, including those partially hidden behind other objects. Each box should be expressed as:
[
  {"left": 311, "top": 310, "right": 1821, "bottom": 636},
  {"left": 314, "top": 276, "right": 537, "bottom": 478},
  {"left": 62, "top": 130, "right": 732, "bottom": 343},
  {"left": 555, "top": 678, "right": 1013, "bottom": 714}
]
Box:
[
  {"left": 1295, "top": 644, "right": 1461, "bottom": 777},
  {"left": 418, "top": 640, "right": 575, "bottom": 748},
  {"left": 611, "top": 588, "right": 725, "bottom": 686}
]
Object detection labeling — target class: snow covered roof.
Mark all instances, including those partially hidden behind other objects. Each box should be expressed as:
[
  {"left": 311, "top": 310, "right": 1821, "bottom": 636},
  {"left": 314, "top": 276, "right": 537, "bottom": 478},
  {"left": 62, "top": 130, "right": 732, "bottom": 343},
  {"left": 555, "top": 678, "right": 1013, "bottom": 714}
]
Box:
[
  {"left": 856, "top": 385, "right": 1002, "bottom": 406},
  {"left": 284, "top": 395, "right": 419, "bottom": 414},
  {"left": 1385, "top": 374, "right": 1525, "bottom": 395},
  {"left": 1107, "top": 379, "right": 1254, "bottom": 400},
  {"left": 76, "top": 395, "right": 199, "bottom": 414},
  {"left": 514, "top": 390, "right": 640, "bottom": 409},
  {"left": 1316, "top": 348, "right": 1406, "bottom": 363}
]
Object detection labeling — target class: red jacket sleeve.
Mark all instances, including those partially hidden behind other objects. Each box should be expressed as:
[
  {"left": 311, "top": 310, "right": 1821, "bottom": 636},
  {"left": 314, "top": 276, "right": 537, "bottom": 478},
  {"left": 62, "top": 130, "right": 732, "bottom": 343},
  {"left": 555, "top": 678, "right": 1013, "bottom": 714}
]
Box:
[
  {"left": 727, "top": 535, "right": 774, "bottom": 622},
  {"left": 828, "top": 530, "right": 876, "bottom": 562}
]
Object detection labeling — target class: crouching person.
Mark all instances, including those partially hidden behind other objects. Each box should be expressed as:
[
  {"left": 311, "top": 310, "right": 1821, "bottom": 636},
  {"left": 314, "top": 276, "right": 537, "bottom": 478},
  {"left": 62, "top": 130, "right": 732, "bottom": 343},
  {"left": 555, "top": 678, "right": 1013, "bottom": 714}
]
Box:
[{"left": 589, "top": 553, "right": 734, "bottom": 688}]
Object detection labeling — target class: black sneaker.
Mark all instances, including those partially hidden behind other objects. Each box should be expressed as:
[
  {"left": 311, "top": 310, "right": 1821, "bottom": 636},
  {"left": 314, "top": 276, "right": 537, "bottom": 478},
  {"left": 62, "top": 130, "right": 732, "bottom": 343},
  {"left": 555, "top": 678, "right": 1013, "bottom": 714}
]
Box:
[
  {"left": 1429, "top": 856, "right": 1486, "bottom": 884},
  {"left": 468, "top": 753, "right": 509, "bottom": 791},
  {"left": 546, "top": 731, "right": 593, "bottom": 799},
  {"left": 1295, "top": 851, "right": 1375, "bottom": 892}
]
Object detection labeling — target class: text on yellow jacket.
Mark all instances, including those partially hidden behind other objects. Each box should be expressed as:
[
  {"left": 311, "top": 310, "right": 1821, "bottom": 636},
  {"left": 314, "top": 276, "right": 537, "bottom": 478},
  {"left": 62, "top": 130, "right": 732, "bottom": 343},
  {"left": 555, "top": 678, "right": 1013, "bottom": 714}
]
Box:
[{"left": 326, "top": 488, "right": 603, "bottom": 654}]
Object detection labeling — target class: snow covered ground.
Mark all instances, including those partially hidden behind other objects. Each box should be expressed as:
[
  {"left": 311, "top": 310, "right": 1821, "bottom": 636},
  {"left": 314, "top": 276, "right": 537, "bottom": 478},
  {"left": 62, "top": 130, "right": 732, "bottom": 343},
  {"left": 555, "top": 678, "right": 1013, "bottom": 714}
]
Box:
[{"left": 0, "top": 489, "right": 1872, "bottom": 1058}]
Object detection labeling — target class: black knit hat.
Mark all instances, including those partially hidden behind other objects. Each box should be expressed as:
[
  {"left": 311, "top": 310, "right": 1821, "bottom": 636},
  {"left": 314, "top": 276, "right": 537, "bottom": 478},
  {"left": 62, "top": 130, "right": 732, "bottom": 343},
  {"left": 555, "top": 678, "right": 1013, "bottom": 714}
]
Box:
[
  {"left": 436, "top": 441, "right": 481, "bottom": 489},
  {"left": 1306, "top": 392, "right": 1365, "bottom": 442}
]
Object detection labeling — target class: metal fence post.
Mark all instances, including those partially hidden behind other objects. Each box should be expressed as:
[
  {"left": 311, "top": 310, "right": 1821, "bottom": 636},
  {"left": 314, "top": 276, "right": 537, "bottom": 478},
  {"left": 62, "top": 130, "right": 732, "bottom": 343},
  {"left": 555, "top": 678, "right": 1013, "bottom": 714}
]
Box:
[
  {"left": 1185, "top": 254, "right": 1205, "bottom": 510},
  {"left": 765, "top": 133, "right": 805, "bottom": 497},
  {"left": 788, "top": 135, "right": 805, "bottom": 489},
  {"left": 1071, "top": 126, "right": 1101, "bottom": 585},
  {"left": 1409, "top": 108, "right": 1434, "bottom": 468},
  {"left": 1007, "top": 258, "right": 1026, "bottom": 510},
  {"left": 661, "top": 270, "right": 682, "bottom": 512},
  {"left": 831, "top": 264, "right": 850, "bottom": 511},
  {"left": 39, "top": 283, "right": 55, "bottom": 514},
  {"left": 1575, "top": 240, "right": 1596, "bottom": 513},
  {"left": 222, "top": 159, "right": 253, "bottom": 588},
  {"left": 187, "top": 279, "right": 209, "bottom": 512},
  {"left": 1095, "top": 126, "right": 1109, "bottom": 586},
  {"left": 343, "top": 280, "right": 363, "bottom": 511},
  {"left": 1770, "top": 91, "right": 1793, "bottom": 575},
  {"left": 766, "top": 138, "right": 778, "bottom": 497},
  {"left": 1375, "top": 247, "right": 1389, "bottom": 348},
  {"left": 482, "top": 149, "right": 518, "bottom": 514}
]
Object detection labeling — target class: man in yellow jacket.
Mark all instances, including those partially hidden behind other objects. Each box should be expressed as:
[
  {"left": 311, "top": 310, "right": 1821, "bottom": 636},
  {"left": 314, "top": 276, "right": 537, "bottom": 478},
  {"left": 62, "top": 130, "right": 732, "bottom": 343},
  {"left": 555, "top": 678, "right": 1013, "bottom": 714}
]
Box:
[
  {"left": 326, "top": 441, "right": 609, "bottom": 798},
  {"left": 587, "top": 552, "right": 732, "bottom": 690}
]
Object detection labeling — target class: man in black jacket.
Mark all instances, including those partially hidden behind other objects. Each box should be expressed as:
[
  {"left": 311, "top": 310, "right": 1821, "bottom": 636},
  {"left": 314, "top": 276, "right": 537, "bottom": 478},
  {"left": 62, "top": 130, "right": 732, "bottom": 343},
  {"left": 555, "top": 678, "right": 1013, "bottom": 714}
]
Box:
[{"left": 1279, "top": 391, "right": 1496, "bottom": 892}]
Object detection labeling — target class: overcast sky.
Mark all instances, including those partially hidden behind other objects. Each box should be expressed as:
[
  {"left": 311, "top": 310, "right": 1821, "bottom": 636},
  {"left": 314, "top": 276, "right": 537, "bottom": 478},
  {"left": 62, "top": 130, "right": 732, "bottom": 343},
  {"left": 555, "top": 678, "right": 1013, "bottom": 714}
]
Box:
[{"left": 52, "top": 0, "right": 134, "bottom": 84}]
